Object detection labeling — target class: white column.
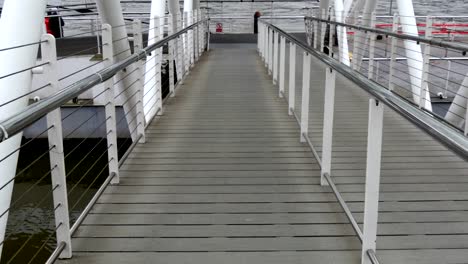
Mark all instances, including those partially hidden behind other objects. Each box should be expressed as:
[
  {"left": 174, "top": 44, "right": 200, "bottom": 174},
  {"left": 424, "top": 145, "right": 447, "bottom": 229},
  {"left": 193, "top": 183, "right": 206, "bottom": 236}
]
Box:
[
  {"left": 333, "top": 0, "right": 351, "bottom": 66},
  {"left": 142, "top": 0, "right": 165, "bottom": 122},
  {"left": 273, "top": 31, "right": 279, "bottom": 85},
  {"left": 361, "top": 98, "right": 384, "bottom": 264},
  {"left": 352, "top": 0, "right": 378, "bottom": 70},
  {"left": 168, "top": 0, "right": 181, "bottom": 84},
  {"left": 288, "top": 43, "right": 296, "bottom": 115},
  {"left": 102, "top": 24, "right": 120, "bottom": 185},
  {"left": 321, "top": 68, "right": 336, "bottom": 186},
  {"left": 0, "top": 0, "right": 47, "bottom": 258},
  {"left": 396, "top": 0, "right": 432, "bottom": 110},
  {"left": 42, "top": 33, "right": 72, "bottom": 259},
  {"left": 96, "top": 0, "right": 143, "bottom": 141},
  {"left": 279, "top": 36, "right": 286, "bottom": 97},
  {"left": 446, "top": 75, "right": 468, "bottom": 131},
  {"left": 300, "top": 52, "right": 311, "bottom": 143}
]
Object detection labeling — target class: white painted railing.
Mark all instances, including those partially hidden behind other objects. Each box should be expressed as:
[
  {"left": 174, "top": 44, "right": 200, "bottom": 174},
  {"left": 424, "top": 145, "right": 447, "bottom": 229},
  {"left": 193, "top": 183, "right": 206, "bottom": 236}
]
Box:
[{"left": 0, "top": 9, "right": 209, "bottom": 263}]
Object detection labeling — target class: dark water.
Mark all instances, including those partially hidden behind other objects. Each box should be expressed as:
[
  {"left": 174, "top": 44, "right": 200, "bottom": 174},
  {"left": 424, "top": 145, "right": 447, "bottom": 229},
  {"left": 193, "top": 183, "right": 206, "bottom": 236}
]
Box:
[{"left": 1, "top": 138, "right": 131, "bottom": 264}]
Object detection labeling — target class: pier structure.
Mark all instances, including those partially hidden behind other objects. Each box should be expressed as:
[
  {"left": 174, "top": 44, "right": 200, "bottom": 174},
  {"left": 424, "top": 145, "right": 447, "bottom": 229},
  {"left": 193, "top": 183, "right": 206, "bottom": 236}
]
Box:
[{"left": 0, "top": 0, "right": 467, "bottom": 263}]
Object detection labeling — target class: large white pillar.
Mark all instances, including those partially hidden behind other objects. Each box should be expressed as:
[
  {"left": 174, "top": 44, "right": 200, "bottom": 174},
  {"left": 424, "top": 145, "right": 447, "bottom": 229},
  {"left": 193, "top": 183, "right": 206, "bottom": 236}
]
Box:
[
  {"left": 95, "top": 0, "right": 142, "bottom": 140},
  {"left": 352, "top": 0, "right": 378, "bottom": 70},
  {"left": 334, "top": 0, "right": 351, "bottom": 66},
  {"left": 0, "top": 0, "right": 47, "bottom": 257},
  {"left": 143, "top": 0, "right": 165, "bottom": 122},
  {"left": 396, "top": 0, "right": 432, "bottom": 110},
  {"left": 168, "top": 0, "right": 181, "bottom": 33},
  {"left": 446, "top": 75, "right": 468, "bottom": 130}
]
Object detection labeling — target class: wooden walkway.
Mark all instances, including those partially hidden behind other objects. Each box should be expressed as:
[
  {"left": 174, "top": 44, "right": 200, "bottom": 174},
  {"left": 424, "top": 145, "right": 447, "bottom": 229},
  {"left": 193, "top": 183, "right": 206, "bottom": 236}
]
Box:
[{"left": 59, "top": 44, "right": 468, "bottom": 264}]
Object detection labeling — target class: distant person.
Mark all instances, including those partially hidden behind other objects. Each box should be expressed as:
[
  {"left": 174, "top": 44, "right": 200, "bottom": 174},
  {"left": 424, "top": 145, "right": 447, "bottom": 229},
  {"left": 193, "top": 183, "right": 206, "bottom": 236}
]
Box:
[
  {"left": 254, "top": 11, "right": 261, "bottom": 34},
  {"left": 45, "top": 9, "right": 65, "bottom": 38}
]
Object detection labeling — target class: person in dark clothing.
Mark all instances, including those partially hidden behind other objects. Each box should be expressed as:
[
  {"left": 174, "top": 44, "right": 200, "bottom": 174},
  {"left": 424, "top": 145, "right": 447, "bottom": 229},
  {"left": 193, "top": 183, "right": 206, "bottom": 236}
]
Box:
[
  {"left": 254, "top": 11, "right": 261, "bottom": 34},
  {"left": 46, "top": 11, "right": 65, "bottom": 38}
]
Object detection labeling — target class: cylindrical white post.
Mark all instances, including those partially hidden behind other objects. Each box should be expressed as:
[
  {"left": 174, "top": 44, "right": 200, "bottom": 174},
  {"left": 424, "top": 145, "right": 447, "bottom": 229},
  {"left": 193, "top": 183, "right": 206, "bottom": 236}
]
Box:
[
  {"left": 279, "top": 36, "right": 286, "bottom": 97},
  {"left": 288, "top": 43, "right": 296, "bottom": 115},
  {"left": 321, "top": 67, "right": 336, "bottom": 186},
  {"left": 168, "top": 0, "right": 181, "bottom": 83},
  {"left": 0, "top": 0, "right": 47, "bottom": 258},
  {"left": 96, "top": 0, "right": 143, "bottom": 141},
  {"left": 352, "top": 0, "right": 378, "bottom": 70},
  {"left": 420, "top": 17, "right": 433, "bottom": 109},
  {"left": 361, "top": 98, "right": 384, "bottom": 264},
  {"left": 396, "top": 0, "right": 432, "bottom": 110},
  {"left": 300, "top": 52, "right": 311, "bottom": 143},
  {"left": 333, "top": 1, "right": 350, "bottom": 66},
  {"left": 131, "top": 19, "right": 147, "bottom": 141}
]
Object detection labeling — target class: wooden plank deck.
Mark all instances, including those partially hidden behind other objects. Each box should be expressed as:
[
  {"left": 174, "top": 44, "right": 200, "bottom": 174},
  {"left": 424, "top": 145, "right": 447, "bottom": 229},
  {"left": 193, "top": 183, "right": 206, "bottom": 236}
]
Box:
[{"left": 58, "top": 44, "right": 468, "bottom": 264}]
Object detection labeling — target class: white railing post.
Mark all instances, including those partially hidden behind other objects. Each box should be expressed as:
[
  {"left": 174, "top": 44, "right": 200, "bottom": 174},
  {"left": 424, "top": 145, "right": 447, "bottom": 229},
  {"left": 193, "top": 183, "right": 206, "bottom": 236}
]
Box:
[
  {"left": 153, "top": 16, "right": 163, "bottom": 115},
  {"left": 179, "top": 12, "right": 187, "bottom": 82},
  {"left": 184, "top": 12, "right": 192, "bottom": 71},
  {"left": 368, "top": 13, "right": 377, "bottom": 79},
  {"left": 258, "top": 22, "right": 262, "bottom": 53},
  {"left": 193, "top": 11, "right": 199, "bottom": 62},
  {"left": 279, "top": 36, "right": 286, "bottom": 97},
  {"left": 389, "top": 13, "right": 399, "bottom": 91},
  {"left": 300, "top": 52, "right": 311, "bottom": 142},
  {"left": 168, "top": 15, "right": 175, "bottom": 97},
  {"left": 320, "top": 9, "right": 327, "bottom": 53},
  {"left": 313, "top": 19, "right": 318, "bottom": 50},
  {"left": 288, "top": 42, "right": 296, "bottom": 115},
  {"left": 320, "top": 67, "right": 336, "bottom": 186},
  {"left": 133, "top": 19, "right": 147, "bottom": 139},
  {"left": 268, "top": 28, "right": 273, "bottom": 74},
  {"left": 102, "top": 24, "right": 120, "bottom": 184},
  {"left": 265, "top": 26, "right": 270, "bottom": 67},
  {"left": 465, "top": 100, "right": 468, "bottom": 136},
  {"left": 420, "top": 16, "right": 432, "bottom": 109},
  {"left": 361, "top": 98, "right": 384, "bottom": 264},
  {"left": 42, "top": 33, "right": 72, "bottom": 259},
  {"left": 273, "top": 30, "right": 279, "bottom": 85},
  {"left": 328, "top": 10, "right": 335, "bottom": 58},
  {"left": 352, "top": 10, "right": 360, "bottom": 70}
]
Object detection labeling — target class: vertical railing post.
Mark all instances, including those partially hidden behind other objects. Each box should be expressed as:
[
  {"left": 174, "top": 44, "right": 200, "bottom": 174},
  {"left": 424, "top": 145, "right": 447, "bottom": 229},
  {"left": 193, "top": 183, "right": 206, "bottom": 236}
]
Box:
[
  {"left": 465, "top": 100, "right": 468, "bottom": 136},
  {"left": 320, "top": 67, "right": 336, "bottom": 186},
  {"left": 153, "top": 16, "right": 163, "bottom": 115},
  {"left": 179, "top": 12, "right": 187, "bottom": 81},
  {"left": 273, "top": 30, "right": 279, "bottom": 85},
  {"left": 42, "top": 33, "right": 72, "bottom": 259},
  {"left": 320, "top": 9, "right": 327, "bottom": 52},
  {"left": 258, "top": 22, "right": 262, "bottom": 53},
  {"left": 352, "top": 10, "right": 360, "bottom": 70},
  {"left": 279, "top": 36, "right": 286, "bottom": 97},
  {"left": 184, "top": 12, "right": 192, "bottom": 71},
  {"left": 288, "top": 42, "right": 296, "bottom": 115},
  {"left": 420, "top": 16, "right": 432, "bottom": 109},
  {"left": 328, "top": 9, "right": 335, "bottom": 58},
  {"left": 389, "top": 13, "right": 399, "bottom": 91},
  {"left": 193, "top": 10, "right": 199, "bottom": 62},
  {"left": 361, "top": 98, "right": 384, "bottom": 264},
  {"left": 313, "top": 19, "right": 318, "bottom": 50},
  {"left": 268, "top": 27, "right": 273, "bottom": 75},
  {"left": 102, "top": 24, "right": 120, "bottom": 185},
  {"left": 300, "top": 52, "right": 311, "bottom": 142},
  {"left": 168, "top": 15, "right": 175, "bottom": 97},
  {"left": 132, "top": 19, "right": 147, "bottom": 138},
  {"left": 368, "top": 13, "right": 377, "bottom": 79}
]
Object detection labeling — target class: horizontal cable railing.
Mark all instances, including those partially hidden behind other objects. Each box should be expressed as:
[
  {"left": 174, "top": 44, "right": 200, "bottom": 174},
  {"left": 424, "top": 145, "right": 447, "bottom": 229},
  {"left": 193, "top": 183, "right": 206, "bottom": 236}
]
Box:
[
  {"left": 259, "top": 17, "right": 468, "bottom": 264},
  {"left": 0, "top": 8, "right": 209, "bottom": 263}
]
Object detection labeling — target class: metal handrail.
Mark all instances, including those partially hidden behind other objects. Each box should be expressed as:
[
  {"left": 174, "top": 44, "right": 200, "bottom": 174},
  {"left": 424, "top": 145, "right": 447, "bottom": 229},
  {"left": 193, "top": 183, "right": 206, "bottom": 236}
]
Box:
[
  {"left": 304, "top": 16, "right": 468, "bottom": 53},
  {"left": 261, "top": 20, "right": 468, "bottom": 161},
  {"left": 0, "top": 19, "right": 207, "bottom": 142}
]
